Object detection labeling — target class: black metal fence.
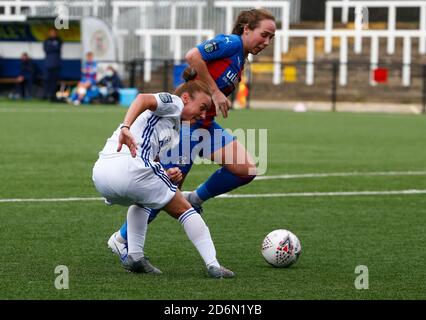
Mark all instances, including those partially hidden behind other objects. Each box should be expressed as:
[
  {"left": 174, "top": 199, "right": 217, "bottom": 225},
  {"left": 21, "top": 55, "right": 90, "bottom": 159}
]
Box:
[
  {"left": 120, "top": 59, "right": 426, "bottom": 114},
  {"left": 2, "top": 57, "right": 425, "bottom": 114}
]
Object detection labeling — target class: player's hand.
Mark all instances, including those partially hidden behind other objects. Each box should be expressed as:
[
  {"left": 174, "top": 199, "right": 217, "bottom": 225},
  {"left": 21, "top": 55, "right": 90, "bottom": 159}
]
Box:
[
  {"left": 117, "top": 127, "right": 137, "bottom": 157},
  {"left": 212, "top": 90, "right": 231, "bottom": 118},
  {"left": 166, "top": 167, "right": 182, "bottom": 184}
]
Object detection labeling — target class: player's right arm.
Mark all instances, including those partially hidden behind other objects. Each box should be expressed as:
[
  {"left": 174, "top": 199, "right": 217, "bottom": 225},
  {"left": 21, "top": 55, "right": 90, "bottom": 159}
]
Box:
[
  {"left": 117, "top": 94, "right": 158, "bottom": 157},
  {"left": 185, "top": 48, "right": 231, "bottom": 118}
]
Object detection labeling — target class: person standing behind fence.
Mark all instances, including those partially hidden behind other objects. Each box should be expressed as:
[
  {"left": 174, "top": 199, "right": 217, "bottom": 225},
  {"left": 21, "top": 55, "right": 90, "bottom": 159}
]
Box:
[{"left": 43, "top": 28, "right": 62, "bottom": 102}]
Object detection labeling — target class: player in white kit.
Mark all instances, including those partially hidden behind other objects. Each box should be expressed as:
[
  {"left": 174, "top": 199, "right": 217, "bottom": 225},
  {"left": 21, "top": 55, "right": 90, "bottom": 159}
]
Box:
[{"left": 92, "top": 80, "right": 234, "bottom": 278}]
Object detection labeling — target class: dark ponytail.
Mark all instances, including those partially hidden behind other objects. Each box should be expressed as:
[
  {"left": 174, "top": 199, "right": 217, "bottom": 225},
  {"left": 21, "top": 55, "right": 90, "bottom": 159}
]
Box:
[
  {"left": 182, "top": 67, "right": 197, "bottom": 82},
  {"left": 175, "top": 67, "right": 208, "bottom": 98}
]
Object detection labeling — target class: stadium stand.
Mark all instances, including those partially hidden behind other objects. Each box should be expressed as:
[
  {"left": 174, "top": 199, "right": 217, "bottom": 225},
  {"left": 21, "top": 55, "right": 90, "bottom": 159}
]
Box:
[{"left": 1, "top": 0, "right": 426, "bottom": 110}]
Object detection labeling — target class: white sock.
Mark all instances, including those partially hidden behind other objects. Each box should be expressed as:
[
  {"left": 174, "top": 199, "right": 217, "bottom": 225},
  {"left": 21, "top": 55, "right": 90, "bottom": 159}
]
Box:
[
  {"left": 178, "top": 208, "right": 220, "bottom": 268},
  {"left": 126, "top": 205, "right": 149, "bottom": 260},
  {"left": 115, "top": 231, "right": 126, "bottom": 244},
  {"left": 189, "top": 191, "right": 204, "bottom": 206}
]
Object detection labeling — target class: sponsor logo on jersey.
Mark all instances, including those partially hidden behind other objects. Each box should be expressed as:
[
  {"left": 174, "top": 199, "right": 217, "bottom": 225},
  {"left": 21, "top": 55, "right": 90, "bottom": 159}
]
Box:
[
  {"left": 159, "top": 93, "right": 173, "bottom": 103},
  {"left": 159, "top": 136, "right": 172, "bottom": 149},
  {"left": 226, "top": 70, "right": 238, "bottom": 83},
  {"left": 204, "top": 41, "right": 218, "bottom": 53},
  {"left": 224, "top": 70, "right": 240, "bottom": 88}
]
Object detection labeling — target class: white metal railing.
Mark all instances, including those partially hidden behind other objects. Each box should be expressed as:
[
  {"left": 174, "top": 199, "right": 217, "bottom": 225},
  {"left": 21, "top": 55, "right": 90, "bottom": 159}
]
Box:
[
  {"left": 134, "top": 29, "right": 214, "bottom": 82},
  {"left": 214, "top": 1, "right": 290, "bottom": 53},
  {"left": 273, "top": 29, "right": 426, "bottom": 87},
  {"left": 0, "top": 14, "right": 26, "bottom": 21},
  {"left": 341, "top": 0, "right": 350, "bottom": 24},
  {"left": 0, "top": 0, "right": 48, "bottom": 16},
  {"left": 325, "top": 1, "right": 426, "bottom": 54},
  {"left": 112, "top": 1, "right": 207, "bottom": 55},
  {"left": 0, "top": 0, "right": 105, "bottom": 17}
]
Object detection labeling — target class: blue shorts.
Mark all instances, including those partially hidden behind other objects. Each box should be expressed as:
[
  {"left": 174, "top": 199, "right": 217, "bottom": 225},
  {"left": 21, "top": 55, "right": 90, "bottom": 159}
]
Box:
[{"left": 160, "top": 120, "right": 236, "bottom": 174}]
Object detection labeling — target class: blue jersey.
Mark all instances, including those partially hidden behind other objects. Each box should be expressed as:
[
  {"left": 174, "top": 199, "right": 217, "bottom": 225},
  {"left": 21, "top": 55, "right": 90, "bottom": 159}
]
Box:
[
  {"left": 81, "top": 61, "right": 97, "bottom": 85},
  {"left": 196, "top": 34, "right": 245, "bottom": 126}
]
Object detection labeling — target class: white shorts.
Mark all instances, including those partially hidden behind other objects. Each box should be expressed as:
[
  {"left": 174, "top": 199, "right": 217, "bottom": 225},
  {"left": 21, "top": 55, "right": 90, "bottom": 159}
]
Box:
[{"left": 92, "top": 154, "right": 177, "bottom": 209}]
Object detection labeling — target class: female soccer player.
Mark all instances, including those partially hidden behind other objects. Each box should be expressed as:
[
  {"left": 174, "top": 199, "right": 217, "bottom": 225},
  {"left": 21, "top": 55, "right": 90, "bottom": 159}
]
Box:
[
  {"left": 93, "top": 80, "right": 234, "bottom": 278},
  {"left": 109, "top": 8, "right": 276, "bottom": 256}
]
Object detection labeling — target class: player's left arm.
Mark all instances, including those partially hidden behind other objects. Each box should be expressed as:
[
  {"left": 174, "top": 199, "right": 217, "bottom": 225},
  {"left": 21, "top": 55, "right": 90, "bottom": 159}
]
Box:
[
  {"left": 165, "top": 167, "right": 182, "bottom": 184},
  {"left": 153, "top": 155, "right": 182, "bottom": 184},
  {"left": 117, "top": 94, "right": 158, "bottom": 157}
]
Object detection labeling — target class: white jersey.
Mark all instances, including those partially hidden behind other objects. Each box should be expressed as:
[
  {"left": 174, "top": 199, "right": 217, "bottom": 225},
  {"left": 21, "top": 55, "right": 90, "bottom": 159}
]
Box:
[
  {"left": 92, "top": 93, "right": 182, "bottom": 209},
  {"left": 99, "top": 93, "right": 182, "bottom": 162}
]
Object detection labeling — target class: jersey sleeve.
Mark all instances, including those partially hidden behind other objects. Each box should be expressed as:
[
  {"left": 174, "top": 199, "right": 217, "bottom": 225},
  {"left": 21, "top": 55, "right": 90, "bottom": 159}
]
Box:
[
  {"left": 196, "top": 34, "right": 242, "bottom": 62},
  {"left": 153, "top": 93, "right": 183, "bottom": 117}
]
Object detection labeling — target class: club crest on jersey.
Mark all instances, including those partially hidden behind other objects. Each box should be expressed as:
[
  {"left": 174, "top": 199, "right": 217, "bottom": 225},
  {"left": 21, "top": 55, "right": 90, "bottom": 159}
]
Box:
[
  {"left": 159, "top": 93, "right": 173, "bottom": 103},
  {"left": 204, "top": 42, "right": 218, "bottom": 53}
]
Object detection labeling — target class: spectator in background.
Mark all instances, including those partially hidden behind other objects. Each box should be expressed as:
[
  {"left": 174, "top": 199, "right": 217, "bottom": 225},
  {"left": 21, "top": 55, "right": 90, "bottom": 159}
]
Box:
[
  {"left": 69, "top": 52, "right": 99, "bottom": 105},
  {"left": 43, "top": 28, "right": 62, "bottom": 101},
  {"left": 97, "top": 66, "right": 123, "bottom": 104},
  {"left": 11, "top": 53, "right": 34, "bottom": 99}
]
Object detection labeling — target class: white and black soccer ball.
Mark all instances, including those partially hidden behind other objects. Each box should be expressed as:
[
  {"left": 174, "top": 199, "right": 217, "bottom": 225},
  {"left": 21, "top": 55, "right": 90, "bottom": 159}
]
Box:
[{"left": 261, "top": 229, "right": 302, "bottom": 268}]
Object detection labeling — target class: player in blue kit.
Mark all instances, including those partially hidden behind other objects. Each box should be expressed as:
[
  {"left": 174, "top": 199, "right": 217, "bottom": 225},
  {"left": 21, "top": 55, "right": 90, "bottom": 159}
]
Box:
[{"left": 108, "top": 8, "right": 276, "bottom": 258}]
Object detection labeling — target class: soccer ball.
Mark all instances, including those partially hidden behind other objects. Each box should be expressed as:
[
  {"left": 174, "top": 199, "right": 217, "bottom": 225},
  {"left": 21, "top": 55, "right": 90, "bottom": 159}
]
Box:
[{"left": 261, "top": 229, "right": 302, "bottom": 268}]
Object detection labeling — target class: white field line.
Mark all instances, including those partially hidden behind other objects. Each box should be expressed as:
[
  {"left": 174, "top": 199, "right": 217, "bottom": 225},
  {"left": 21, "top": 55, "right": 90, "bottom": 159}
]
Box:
[
  {"left": 1, "top": 189, "right": 425, "bottom": 203},
  {"left": 255, "top": 171, "right": 426, "bottom": 180},
  {"left": 217, "top": 189, "right": 426, "bottom": 198},
  {"left": 0, "top": 108, "right": 123, "bottom": 113},
  {"left": 0, "top": 197, "right": 103, "bottom": 203}
]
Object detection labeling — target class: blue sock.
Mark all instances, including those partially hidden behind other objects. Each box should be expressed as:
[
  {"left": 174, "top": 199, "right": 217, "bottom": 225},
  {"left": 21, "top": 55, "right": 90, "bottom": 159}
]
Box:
[
  {"left": 147, "top": 209, "right": 161, "bottom": 224},
  {"left": 119, "top": 221, "right": 127, "bottom": 240},
  {"left": 196, "top": 167, "right": 256, "bottom": 201},
  {"left": 119, "top": 208, "right": 161, "bottom": 241}
]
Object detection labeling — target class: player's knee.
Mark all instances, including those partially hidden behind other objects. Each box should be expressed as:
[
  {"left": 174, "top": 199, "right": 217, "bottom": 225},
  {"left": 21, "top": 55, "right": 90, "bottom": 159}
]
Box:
[
  {"left": 181, "top": 200, "right": 193, "bottom": 212},
  {"left": 246, "top": 163, "right": 257, "bottom": 179},
  {"left": 235, "top": 163, "right": 257, "bottom": 181},
  {"left": 240, "top": 172, "right": 256, "bottom": 185},
  {"left": 164, "top": 192, "right": 192, "bottom": 219}
]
